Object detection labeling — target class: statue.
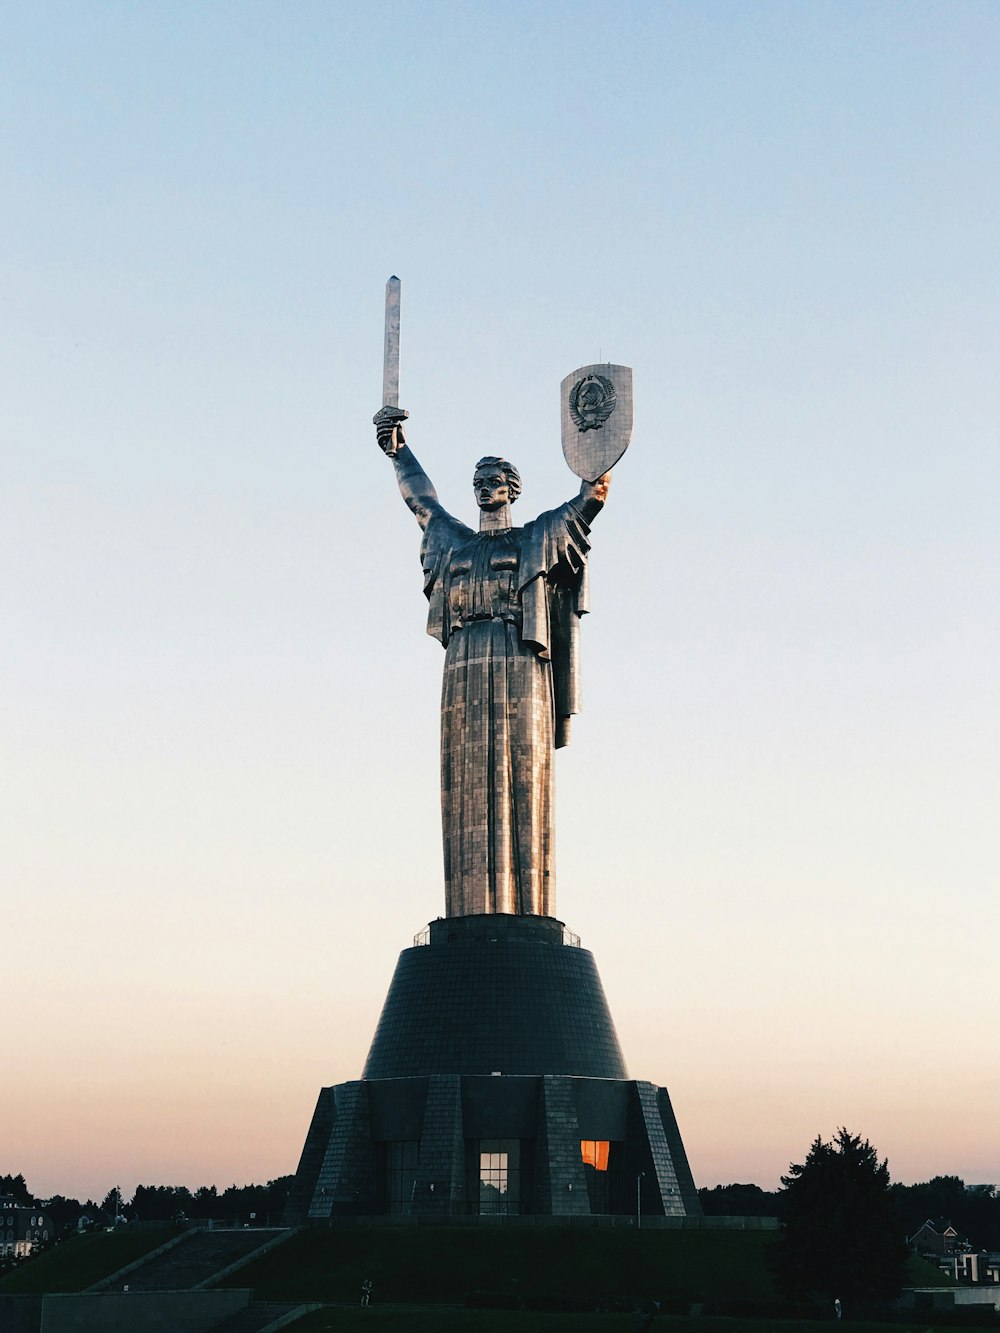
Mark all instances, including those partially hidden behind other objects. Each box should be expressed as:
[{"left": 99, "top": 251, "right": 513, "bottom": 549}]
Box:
[
  {"left": 376, "top": 421, "right": 610, "bottom": 919},
  {"left": 374, "top": 279, "right": 630, "bottom": 920}
]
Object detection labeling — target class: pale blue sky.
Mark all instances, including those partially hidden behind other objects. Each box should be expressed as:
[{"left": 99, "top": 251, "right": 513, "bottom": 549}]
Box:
[{"left": 3, "top": 1, "right": 998, "bottom": 1202}]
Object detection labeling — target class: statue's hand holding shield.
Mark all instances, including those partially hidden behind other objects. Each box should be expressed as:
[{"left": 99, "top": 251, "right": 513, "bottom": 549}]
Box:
[{"left": 584, "top": 471, "right": 612, "bottom": 505}]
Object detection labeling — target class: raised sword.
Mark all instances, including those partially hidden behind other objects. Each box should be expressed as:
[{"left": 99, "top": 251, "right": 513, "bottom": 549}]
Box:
[{"left": 373, "top": 275, "right": 408, "bottom": 456}]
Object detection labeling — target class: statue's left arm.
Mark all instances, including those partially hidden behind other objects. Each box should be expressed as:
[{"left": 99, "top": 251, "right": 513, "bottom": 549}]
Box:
[
  {"left": 516, "top": 472, "right": 611, "bottom": 749},
  {"left": 572, "top": 472, "right": 611, "bottom": 523}
]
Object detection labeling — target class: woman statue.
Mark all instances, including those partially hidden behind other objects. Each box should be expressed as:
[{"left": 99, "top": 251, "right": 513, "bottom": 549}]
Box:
[{"left": 377, "top": 417, "right": 611, "bottom": 919}]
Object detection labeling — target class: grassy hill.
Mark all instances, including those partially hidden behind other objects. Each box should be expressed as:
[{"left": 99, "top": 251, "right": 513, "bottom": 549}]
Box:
[
  {"left": 283, "top": 1312, "right": 982, "bottom": 1333},
  {"left": 0, "top": 1220, "right": 949, "bottom": 1316},
  {"left": 223, "top": 1225, "right": 779, "bottom": 1306},
  {"left": 0, "top": 1226, "right": 177, "bottom": 1294}
]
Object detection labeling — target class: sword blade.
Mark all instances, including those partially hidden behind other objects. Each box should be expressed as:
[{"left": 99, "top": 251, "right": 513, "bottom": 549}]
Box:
[{"left": 382, "top": 275, "right": 401, "bottom": 407}]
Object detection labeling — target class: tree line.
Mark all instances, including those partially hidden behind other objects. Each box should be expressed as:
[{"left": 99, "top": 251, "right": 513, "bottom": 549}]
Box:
[
  {"left": 1, "top": 1173, "right": 293, "bottom": 1232},
  {"left": 6, "top": 1163, "right": 998, "bottom": 1248},
  {"left": 700, "top": 1169, "right": 1000, "bottom": 1251}
]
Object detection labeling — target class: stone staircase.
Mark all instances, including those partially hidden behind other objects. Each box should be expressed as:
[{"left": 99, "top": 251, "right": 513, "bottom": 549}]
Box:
[
  {"left": 92, "top": 1227, "right": 289, "bottom": 1292},
  {"left": 208, "top": 1300, "right": 321, "bottom": 1333}
]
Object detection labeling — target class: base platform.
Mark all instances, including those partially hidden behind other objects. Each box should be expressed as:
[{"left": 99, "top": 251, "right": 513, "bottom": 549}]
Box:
[{"left": 286, "top": 914, "right": 699, "bottom": 1222}]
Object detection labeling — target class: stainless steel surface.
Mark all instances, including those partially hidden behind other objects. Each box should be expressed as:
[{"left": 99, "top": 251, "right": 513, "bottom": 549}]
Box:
[
  {"left": 382, "top": 275, "right": 401, "bottom": 408},
  {"left": 374, "top": 276, "right": 408, "bottom": 455},
  {"left": 560, "top": 362, "right": 633, "bottom": 482},
  {"left": 380, "top": 432, "right": 612, "bottom": 918}
]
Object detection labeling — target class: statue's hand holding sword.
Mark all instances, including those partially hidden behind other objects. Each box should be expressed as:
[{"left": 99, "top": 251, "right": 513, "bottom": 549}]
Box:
[
  {"left": 373, "top": 275, "right": 408, "bottom": 458},
  {"left": 373, "top": 276, "right": 631, "bottom": 501}
]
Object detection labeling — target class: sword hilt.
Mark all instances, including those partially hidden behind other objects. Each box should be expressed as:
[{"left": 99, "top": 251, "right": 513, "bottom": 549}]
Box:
[{"left": 373, "top": 404, "right": 409, "bottom": 457}]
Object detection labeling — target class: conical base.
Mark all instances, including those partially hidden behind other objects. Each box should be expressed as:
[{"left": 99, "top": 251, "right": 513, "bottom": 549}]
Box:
[{"left": 364, "top": 913, "right": 627, "bottom": 1080}]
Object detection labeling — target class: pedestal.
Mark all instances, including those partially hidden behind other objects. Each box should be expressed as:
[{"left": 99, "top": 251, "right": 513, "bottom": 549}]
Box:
[{"left": 286, "top": 915, "right": 700, "bottom": 1222}]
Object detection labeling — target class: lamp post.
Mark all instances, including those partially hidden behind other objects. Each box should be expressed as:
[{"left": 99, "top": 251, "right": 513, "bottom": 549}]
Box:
[{"left": 636, "top": 1172, "right": 645, "bottom": 1229}]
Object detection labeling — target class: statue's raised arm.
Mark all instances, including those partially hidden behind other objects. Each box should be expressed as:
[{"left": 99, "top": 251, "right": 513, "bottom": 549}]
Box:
[
  {"left": 573, "top": 472, "right": 612, "bottom": 523},
  {"left": 376, "top": 418, "right": 444, "bottom": 531}
]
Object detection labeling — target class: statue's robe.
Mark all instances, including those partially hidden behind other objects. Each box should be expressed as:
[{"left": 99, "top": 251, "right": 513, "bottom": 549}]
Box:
[{"left": 420, "top": 501, "right": 592, "bottom": 917}]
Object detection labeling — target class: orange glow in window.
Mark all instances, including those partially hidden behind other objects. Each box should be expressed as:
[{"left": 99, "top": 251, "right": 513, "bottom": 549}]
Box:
[{"left": 580, "top": 1140, "right": 610, "bottom": 1172}]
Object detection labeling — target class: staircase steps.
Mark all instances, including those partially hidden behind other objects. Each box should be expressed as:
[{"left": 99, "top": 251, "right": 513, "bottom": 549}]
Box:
[
  {"left": 208, "top": 1300, "right": 319, "bottom": 1333},
  {"left": 112, "top": 1228, "right": 286, "bottom": 1291}
]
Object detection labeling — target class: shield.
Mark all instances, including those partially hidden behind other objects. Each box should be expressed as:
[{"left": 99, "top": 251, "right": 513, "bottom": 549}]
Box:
[{"left": 560, "top": 363, "right": 633, "bottom": 481}]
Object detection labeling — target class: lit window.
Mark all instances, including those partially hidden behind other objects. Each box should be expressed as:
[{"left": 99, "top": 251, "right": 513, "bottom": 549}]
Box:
[
  {"left": 477, "top": 1139, "right": 520, "bottom": 1215},
  {"left": 580, "top": 1140, "right": 610, "bottom": 1172}
]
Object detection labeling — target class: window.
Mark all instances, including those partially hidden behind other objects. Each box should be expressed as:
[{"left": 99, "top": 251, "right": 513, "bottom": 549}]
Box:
[
  {"left": 580, "top": 1140, "right": 610, "bottom": 1172},
  {"left": 580, "top": 1140, "right": 625, "bottom": 1213},
  {"left": 383, "top": 1140, "right": 418, "bottom": 1215},
  {"left": 477, "top": 1139, "right": 520, "bottom": 1216}
]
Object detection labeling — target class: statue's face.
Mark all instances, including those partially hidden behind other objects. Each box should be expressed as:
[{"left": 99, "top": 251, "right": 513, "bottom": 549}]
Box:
[{"left": 473, "top": 467, "right": 510, "bottom": 510}]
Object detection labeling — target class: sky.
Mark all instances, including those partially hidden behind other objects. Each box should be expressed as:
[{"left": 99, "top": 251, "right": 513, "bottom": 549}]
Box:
[{"left": 3, "top": 0, "right": 998, "bottom": 1205}]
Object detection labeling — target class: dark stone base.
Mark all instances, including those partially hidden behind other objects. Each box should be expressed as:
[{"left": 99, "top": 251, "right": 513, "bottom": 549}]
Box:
[
  {"left": 285, "top": 1072, "right": 699, "bottom": 1222},
  {"left": 286, "top": 916, "right": 700, "bottom": 1223}
]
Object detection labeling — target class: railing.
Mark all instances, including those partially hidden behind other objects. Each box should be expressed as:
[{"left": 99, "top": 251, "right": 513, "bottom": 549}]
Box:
[{"left": 411, "top": 922, "right": 581, "bottom": 946}]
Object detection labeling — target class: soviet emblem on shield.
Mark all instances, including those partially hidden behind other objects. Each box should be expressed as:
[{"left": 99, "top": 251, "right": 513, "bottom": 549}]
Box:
[
  {"left": 569, "top": 373, "right": 617, "bottom": 432},
  {"left": 560, "top": 363, "right": 634, "bottom": 481}
]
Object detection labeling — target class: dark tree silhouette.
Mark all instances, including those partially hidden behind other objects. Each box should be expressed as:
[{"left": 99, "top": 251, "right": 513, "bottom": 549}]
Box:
[
  {"left": 698, "top": 1182, "right": 783, "bottom": 1217},
  {"left": 44, "top": 1195, "right": 85, "bottom": 1235},
  {"left": 127, "top": 1177, "right": 292, "bottom": 1224},
  {"left": 891, "top": 1176, "right": 1000, "bottom": 1251},
  {"left": 771, "top": 1127, "right": 909, "bottom": 1309},
  {"left": 0, "top": 1174, "right": 34, "bottom": 1206}
]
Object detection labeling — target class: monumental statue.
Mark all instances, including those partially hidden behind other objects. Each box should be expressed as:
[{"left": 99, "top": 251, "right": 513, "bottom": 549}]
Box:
[
  {"left": 373, "top": 277, "right": 632, "bottom": 920},
  {"left": 285, "top": 278, "right": 699, "bottom": 1225}
]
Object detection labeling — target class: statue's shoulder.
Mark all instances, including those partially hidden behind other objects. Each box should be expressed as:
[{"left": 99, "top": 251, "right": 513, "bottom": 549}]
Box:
[
  {"left": 523, "top": 497, "right": 580, "bottom": 532},
  {"left": 431, "top": 509, "right": 475, "bottom": 540},
  {"left": 421, "top": 509, "right": 474, "bottom": 563}
]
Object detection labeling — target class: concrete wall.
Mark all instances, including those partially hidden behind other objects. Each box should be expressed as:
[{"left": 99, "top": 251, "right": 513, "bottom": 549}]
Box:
[
  {"left": 900, "top": 1287, "right": 1000, "bottom": 1312},
  {"left": 0, "top": 1294, "right": 42, "bottom": 1333},
  {"left": 303, "top": 1211, "right": 778, "bottom": 1229},
  {"left": 39, "top": 1289, "right": 249, "bottom": 1333}
]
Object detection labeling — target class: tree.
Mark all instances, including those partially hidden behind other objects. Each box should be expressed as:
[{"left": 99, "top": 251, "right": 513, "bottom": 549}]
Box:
[
  {"left": 44, "top": 1195, "right": 85, "bottom": 1236},
  {"left": 891, "top": 1176, "right": 1000, "bottom": 1251},
  {"left": 0, "top": 1174, "right": 34, "bottom": 1206},
  {"left": 129, "top": 1184, "right": 194, "bottom": 1221},
  {"left": 699, "top": 1182, "right": 784, "bottom": 1218},
  {"left": 771, "top": 1128, "right": 909, "bottom": 1309}
]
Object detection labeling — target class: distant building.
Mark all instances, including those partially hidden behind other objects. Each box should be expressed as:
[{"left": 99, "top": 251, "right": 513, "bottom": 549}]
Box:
[
  {"left": 910, "top": 1218, "right": 961, "bottom": 1256},
  {"left": 937, "top": 1251, "right": 1000, "bottom": 1285},
  {"left": 0, "top": 1195, "right": 54, "bottom": 1258},
  {"left": 909, "top": 1218, "right": 1000, "bottom": 1285}
]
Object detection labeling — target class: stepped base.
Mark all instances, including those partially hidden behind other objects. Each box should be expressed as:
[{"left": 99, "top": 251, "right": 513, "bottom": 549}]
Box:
[{"left": 287, "top": 915, "right": 700, "bottom": 1223}]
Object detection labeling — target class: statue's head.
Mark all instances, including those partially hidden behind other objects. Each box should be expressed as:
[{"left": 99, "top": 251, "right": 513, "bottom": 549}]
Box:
[{"left": 473, "top": 456, "right": 521, "bottom": 510}]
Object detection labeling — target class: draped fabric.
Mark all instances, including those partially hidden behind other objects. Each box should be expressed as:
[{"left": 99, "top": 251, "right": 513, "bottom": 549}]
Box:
[{"left": 420, "top": 500, "right": 593, "bottom": 917}]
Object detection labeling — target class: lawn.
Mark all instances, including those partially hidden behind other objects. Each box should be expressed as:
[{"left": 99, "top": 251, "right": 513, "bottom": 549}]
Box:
[
  {"left": 0, "top": 1227, "right": 177, "bottom": 1294},
  {"left": 225, "top": 1226, "right": 779, "bottom": 1306},
  {"left": 283, "top": 1308, "right": 978, "bottom": 1333}
]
